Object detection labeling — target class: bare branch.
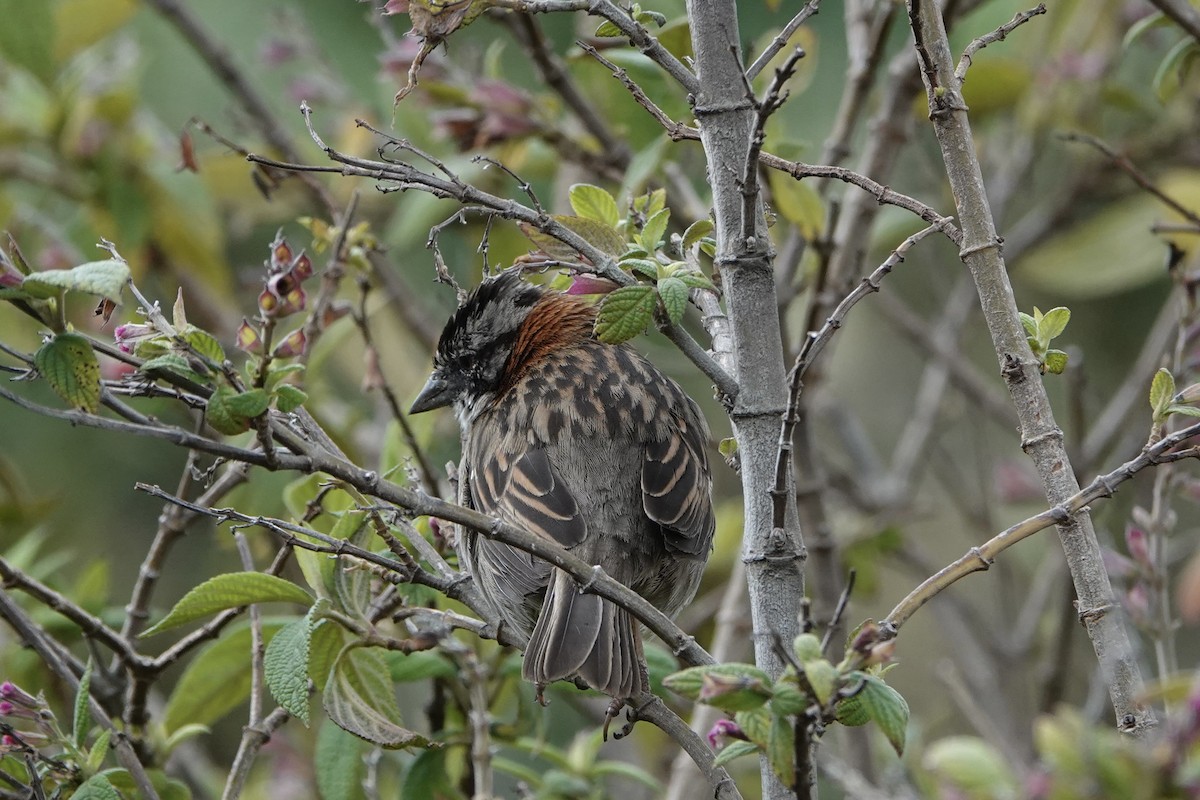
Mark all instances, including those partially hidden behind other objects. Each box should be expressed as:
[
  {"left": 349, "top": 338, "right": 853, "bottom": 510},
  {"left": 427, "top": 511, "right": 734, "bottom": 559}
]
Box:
[
  {"left": 746, "top": 1, "right": 822, "bottom": 81},
  {"left": 954, "top": 4, "right": 1047, "bottom": 86}
]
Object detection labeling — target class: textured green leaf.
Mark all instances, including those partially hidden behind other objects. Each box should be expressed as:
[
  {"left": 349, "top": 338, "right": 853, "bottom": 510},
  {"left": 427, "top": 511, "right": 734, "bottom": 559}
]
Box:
[
  {"left": 222, "top": 388, "right": 270, "bottom": 418},
  {"left": 735, "top": 706, "right": 772, "bottom": 748},
  {"left": 804, "top": 659, "right": 837, "bottom": 706},
  {"left": 139, "top": 353, "right": 201, "bottom": 381},
  {"left": 676, "top": 272, "right": 715, "bottom": 290},
  {"left": 264, "top": 615, "right": 317, "bottom": 725},
  {"left": 621, "top": 258, "right": 661, "bottom": 281},
  {"left": 73, "top": 659, "right": 93, "bottom": 747},
  {"left": 712, "top": 739, "right": 759, "bottom": 768},
  {"left": 858, "top": 675, "right": 909, "bottom": 755},
  {"left": 22, "top": 259, "right": 130, "bottom": 302},
  {"left": 1151, "top": 368, "right": 1176, "bottom": 416},
  {"left": 181, "top": 327, "right": 225, "bottom": 364},
  {"left": 142, "top": 573, "right": 311, "bottom": 637},
  {"left": 1167, "top": 404, "right": 1200, "bottom": 418},
  {"left": 206, "top": 384, "right": 252, "bottom": 435},
  {"left": 520, "top": 215, "right": 625, "bottom": 260},
  {"left": 767, "top": 710, "right": 796, "bottom": 786},
  {"left": 1043, "top": 349, "right": 1069, "bottom": 375},
  {"left": 274, "top": 384, "right": 308, "bottom": 413},
  {"left": 792, "top": 633, "right": 822, "bottom": 663},
  {"left": 316, "top": 718, "right": 368, "bottom": 800},
  {"left": 657, "top": 276, "right": 688, "bottom": 325},
  {"left": 569, "top": 184, "right": 619, "bottom": 227},
  {"left": 771, "top": 683, "right": 807, "bottom": 716},
  {"left": 323, "top": 646, "right": 430, "bottom": 749},
  {"left": 71, "top": 774, "right": 121, "bottom": 800},
  {"left": 163, "top": 620, "right": 284, "bottom": 733},
  {"left": 34, "top": 332, "right": 100, "bottom": 412},
  {"left": 331, "top": 512, "right": 371, "bottom": 619},
  {"left": 86, "top": 728, "right": 112, "bottom": 772},
  {"left": 640, "top": 208, "right": 670, "bottom": 253},
  {"left": 595, "top": 285, "right": 656, "bottom": 343},
  {"left": 681, "top": 219, "right": 713, "bottom": 250}
]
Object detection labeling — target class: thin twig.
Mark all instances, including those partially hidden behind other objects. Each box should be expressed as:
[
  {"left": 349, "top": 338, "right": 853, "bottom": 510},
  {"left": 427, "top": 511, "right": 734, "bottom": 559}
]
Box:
[
  {"left": 954, "top": 4, "right": 1047, "bottom": 86},
  {"left": 746, "top": 1, "right": 822, "bottom": 81}
]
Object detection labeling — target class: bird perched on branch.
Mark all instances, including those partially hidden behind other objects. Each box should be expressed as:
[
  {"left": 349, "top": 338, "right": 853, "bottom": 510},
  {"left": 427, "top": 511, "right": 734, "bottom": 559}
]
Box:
[{"left": 411, "top": 271, "right": 714, "bottom": 701}]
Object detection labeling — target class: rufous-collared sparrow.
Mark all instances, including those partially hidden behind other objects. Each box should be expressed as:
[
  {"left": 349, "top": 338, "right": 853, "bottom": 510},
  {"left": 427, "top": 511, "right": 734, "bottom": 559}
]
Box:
[{"left": 411, "top": 271, "right": 715, "bottom": 698}]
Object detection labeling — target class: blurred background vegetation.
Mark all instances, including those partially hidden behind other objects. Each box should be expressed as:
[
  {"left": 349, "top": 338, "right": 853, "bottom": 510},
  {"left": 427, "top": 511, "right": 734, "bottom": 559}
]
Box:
[{"left": 2, "top": 0, "right": 1200, "bottom": 797}]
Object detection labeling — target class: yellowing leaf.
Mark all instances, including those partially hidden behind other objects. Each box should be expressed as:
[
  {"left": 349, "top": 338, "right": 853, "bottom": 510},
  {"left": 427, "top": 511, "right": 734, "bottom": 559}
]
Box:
[
  {"left": 768, "top": 170, "right": 824, "bottom": 240},
  {"left": 34, "top": 332, "right": 100, "bottom": 412}
]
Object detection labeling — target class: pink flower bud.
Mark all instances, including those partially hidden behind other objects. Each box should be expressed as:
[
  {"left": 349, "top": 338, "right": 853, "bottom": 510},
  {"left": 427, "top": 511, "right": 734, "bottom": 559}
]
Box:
[
  {"left": 236, "top": 320, "right": 263, "bottom": 354},
  {"left": 272, "top": 328, "right": 307, "bottom": 359},
  {"left": 1125, "top": 527, "right": 1150, "bottom": 566},
  {"left": 706, "top": 718, "right": 745, "bottom": 748}
]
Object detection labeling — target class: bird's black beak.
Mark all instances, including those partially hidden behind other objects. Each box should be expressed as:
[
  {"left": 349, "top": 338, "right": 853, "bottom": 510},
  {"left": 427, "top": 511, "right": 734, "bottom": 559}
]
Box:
[{"left": 410, "top": 374, "right": 454, "bottom": 414}]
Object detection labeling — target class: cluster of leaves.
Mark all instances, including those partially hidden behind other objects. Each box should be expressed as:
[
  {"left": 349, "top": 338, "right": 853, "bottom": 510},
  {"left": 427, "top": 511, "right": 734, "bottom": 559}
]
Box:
[
  {"left": 663, "top": 625, "right": 908, "bottom": 787},
  {"left": 1019, "top": 305, "right": 1070, "bottom": 376},
  {"left": 1150, "top": 367, "right": 1200, "bottom": 431},
  {"left": 919, "top": 703, "right": 1200, "bottom": 799},
  {"left": 0, "top": 666, "right": 190, "bottom": 800},
  {"left": 520, "top": 183, "right": 716, "bottom": 344}
]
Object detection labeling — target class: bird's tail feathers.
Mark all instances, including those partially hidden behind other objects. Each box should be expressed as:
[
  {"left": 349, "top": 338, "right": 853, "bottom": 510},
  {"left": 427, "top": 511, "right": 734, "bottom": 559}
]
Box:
[{"left": 523, "top": 569, "right": 644, "bottom": 698}]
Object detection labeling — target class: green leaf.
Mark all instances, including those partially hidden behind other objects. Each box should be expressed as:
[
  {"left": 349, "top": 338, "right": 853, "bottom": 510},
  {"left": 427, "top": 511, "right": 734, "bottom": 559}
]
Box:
[
  {"left": 595, "top": 285, "right": 657, "bottom": 344},
  {"left": 323, "top": 645, "right": 430, "bottom": 748},
  {"left": 767, "top": 710, "right": 796, "bottom": 786},
  {"left": 640, "top": 208, "right": 670, "bottom": 253},
  {"left": 520, "top": 215, "right": 625, "bottom": 259},
  {"left": 34, "top": 332, "right": 101, "bottom": 413},
  {"left": 858, "top": 675, "right": 909, "bottom": 755},
  {"left": 181, "top": 327, "right": 225, "bottom": 364},
  {"left": 163, "top": 620, "right": 284, "bottom": 733},
  {"left": 666, "top": 662, "right": 774, "bottom": 710},
  {"left": 402, "top": 749, "right": 460, "bottom": 800},
  {"left": 86, "top": 728, "right": 112, "bottom": 772},
  {"left": 657, "top": 276, "right": 689, "bottom": 325},
  {"left": 0, "top": 0, "right": 54, "bottom": 84},
  {"left": 73, "top": 659, "right": 94, "bottom": 748},
  {"left": 681, "top": 219, "right": 713, "bottom": 250},
  {"left": 594, "top": 19, "right": 621, "bottom": 36},
  {"left": 388, "top": 650, "right": 457, "bottom": 683},
  {"left": 1151, "top": 368, "right": 1176, "bottom": 417},
  {"left": 569, "top": 184, "right": 619, "bottom": 227},
  {"left": 735, "top": 706, "right": 772, "bottom": 748},
  {"left": 621, "top": 258, "right": 661, "bottom": 281},
  {"left": 222, "top": 388, "right": 270, "bottom": 418},
  {"left": 21, "top": 259, "right": 130, "bottom": 302},
  {"left": 274, "top": 384, "right": 308, "bottom": 413},
  {"left": 718, "top": 437, "right": 738, "bottom": 458},
  {"left": 1042, "top": 349, "right": 1069, "bottom": 375},
  {"left": 804, "top": 659, "right": 837, "bottom": 706},
  {"left": 924, "top": 736, "right": 1017, "bottom": 795},
  {"left": 792, "top": 633, "right": 822, "bottom": 663},
  {"left": 1018, "top": 312, "right": 1037, "bottom": 338},
  {"left": 205, "top": 384, "right": 252, "bottom": 435},
  {"left": 712, "top": 739, "right": 759, "bottom": 768},
  {"left": 142, "top": 573, "right": 312, "bottom": 637},
  {"left": 834, "top": 690, "right": 870, "bottom": 726},
  {"left": 771, "top": 683, "right": 807, "bottom": 716},
  {"left": 316, "top": 718, "right": 368, "bottom": 800},
  {"left": 1166, "top": 404, "right": 1200, "bottom": 418},
  {"left": 139, "top": 353, "right": 206, "bottom": 385},
  {"left": 767, "top": 170, "right": 824, "bottom": 240},
  {"left": 163, "top": 723, "right": 209, "bottom": 754},
  {"left": 264, "top": 614, "right": 318, "bottom": 725},
  {"left": 676, "top": 272, "right": 715, "bottom": 290},
  {"left": 1154, "top": 37, "right": 1200, "bottom": 103},
  {"left": 71, "top": 774, "right": 122, "bottom": 800},
  {"left": 1123, "top": 10, "right": 1167, "bottom": 49},
  {"left": 1037, "top": 306, "right": 1070, "bottom": 342}
]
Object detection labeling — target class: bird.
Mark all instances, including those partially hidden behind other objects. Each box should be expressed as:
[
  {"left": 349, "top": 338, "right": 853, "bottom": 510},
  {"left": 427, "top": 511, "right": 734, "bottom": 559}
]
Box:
[{"left": 410, "top": 270, "right": 715, "bottom": 700}]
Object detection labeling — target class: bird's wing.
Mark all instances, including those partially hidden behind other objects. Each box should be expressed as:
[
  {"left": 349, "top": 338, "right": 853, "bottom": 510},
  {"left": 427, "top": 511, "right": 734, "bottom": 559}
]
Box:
[
  {"left": 467, "top": 443, "right": 588, "bottom": 598},
  {"left": 641, "top": 409, "right": 715, "bottom": 556}
]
